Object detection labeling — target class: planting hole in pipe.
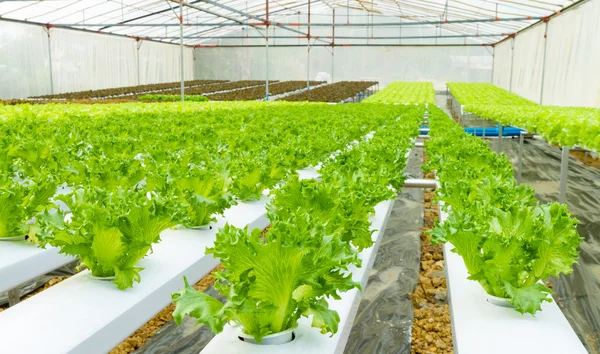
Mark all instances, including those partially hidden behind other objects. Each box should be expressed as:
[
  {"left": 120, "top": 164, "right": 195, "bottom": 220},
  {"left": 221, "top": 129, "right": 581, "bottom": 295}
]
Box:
[
  {"left": 486, "top": 294, "right": 516, "bottom": 308},
  {"left": 238, "top": 327, "right": 297, "bottom": 345}
]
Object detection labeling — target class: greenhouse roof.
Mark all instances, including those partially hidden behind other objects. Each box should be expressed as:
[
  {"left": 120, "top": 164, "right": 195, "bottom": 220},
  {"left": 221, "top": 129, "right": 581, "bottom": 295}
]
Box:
[{"left": 0, "top": 0, "right": 577, "bottom": 46}]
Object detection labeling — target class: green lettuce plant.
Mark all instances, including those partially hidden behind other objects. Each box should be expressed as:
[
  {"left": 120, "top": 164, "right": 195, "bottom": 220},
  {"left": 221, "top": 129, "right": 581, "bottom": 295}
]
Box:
[
  {"left": 364, "top": 81, "right": 435, "bottom": 105},
  {"left": 172, "top": 222, "right": 360, "bottom": 343},
  {"left": 0, "top": 172, "right": 57, "bottom": 239},
  {"left": 173, "top": 167, "right": 235, "bottom": 228},
  {"left": 426, "top": 106, "right": 582, "bottom": 314},
  {"left": 37, "top": 185, "right": 183, "bottom": 289},
  {"left": 447, "top": 82, "right": 600, "bottom": 151},
  {"left": 267, "top": 176, "right": 375, "bottom": 251},
  {"left": 431, "top": 203, "right": 581, "bottom": 314}
]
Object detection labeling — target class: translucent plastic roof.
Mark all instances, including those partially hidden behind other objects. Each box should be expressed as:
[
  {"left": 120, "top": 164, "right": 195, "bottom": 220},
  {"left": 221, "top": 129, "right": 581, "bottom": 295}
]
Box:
[{"left": 0, "top": 0, "right": 576, "bottom": 46}]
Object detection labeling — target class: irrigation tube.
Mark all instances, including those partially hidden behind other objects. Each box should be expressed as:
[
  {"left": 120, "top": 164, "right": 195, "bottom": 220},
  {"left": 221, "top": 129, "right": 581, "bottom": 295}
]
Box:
[
  {"left": 422, "top": 127, "right": 523, "bottom": 137},
  {"left": 403, "top": 179, "right": 438, "bottom": 189}
]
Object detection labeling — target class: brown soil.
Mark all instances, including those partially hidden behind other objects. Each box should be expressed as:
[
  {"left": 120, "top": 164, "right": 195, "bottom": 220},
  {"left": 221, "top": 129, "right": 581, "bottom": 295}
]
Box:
[
  {"left": 109, "top": 265, "right": 223, "bottom": 354},
  {"left": 570, "top": 150, "right": 600, "bottom": 168},
  {"left": 410, "top": 154, "right": 454, "bottom": 354}
]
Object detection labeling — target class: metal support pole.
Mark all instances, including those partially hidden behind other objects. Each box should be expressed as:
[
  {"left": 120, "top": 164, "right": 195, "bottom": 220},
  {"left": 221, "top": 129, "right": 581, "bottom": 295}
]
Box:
[
  {"left": 331, "top": 8, "right": 335, "bottom": 83},
  {"left": 307, "top": 0, "right": 311, "bottom": 90},
  {"left": 307, "top": 43, "right": 310, "bottom": 90},
  {"left": 491, "top": 45, "right": 495, "bottom": 84},
  {"left": 265, "top": 0, "right": 270, "bottom": 100},
  {"left": 559, "top": 146, "right": 569, "bottom": 204},
  {"left": 8, "top": 288, "right": 20, "bottom": 307},
  {"left": 331, "top": 47, "right": 334, "bottom": 84},
  {"left": 517, "top": 131, "right": 525, "bottom": 185},
  {"left": 136, "top": 40, "right": 142, "bottom": 86},
  {"left": 266, "top": 37, "right": 269, "bottom": 100},
  {"left": 497, "top": 123, "right": 503, "bottom": 153},
  {"left": 539, "top": 21, "right": 549, "bottom": 104},
  {"left": 509, "top": 37, "right": 515, "bottom": 92},
  {"left": 46, "top": 28, "right": 54, "bottom": 95},
  {"left": 179, "top": 1, "right": 184, "bottom": 101}
]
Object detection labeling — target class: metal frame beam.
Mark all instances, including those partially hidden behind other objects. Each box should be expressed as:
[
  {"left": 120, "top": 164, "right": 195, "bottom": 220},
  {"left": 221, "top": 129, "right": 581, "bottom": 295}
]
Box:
[
  {"left": 197, "top": 0, "right": 331, "bottom": 45},
  {"left": 0, "top": 17, "right": 196, "bottom": 48},
  {"left": 144, "top": 33, "right": 507, "bottom": 40},
  {"left": 55, "top": 16, "right": 543, "bottom": 27},
  {"left": 170, "top": 0, "right": 250, "bottom": 26},
  {"left": 194, "top": 43, "right": 491, "bottom": 47},
  {"left": 493, "top": 0, "right": 590, "bottom": 45},
  {"left": 98, "top": 0, "right": 205, "bottom": 31}
]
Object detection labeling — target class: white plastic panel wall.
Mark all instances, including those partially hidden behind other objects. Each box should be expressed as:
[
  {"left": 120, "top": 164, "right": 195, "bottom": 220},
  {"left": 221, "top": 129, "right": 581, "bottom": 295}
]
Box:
[
  {"left": 0, "top": 21, "right": 51, "bottom": 99},
  {"left": 194, "top": 45, "right": 492, "bottom": 90},
  {"left": 0, "top": 21, "right": 195, "bottom": 98},
  {"left": 542, "top": 0, "right": 600, "bottom": 107},
  {"left": 50, "top": 28, "right": 138, "bottom": 94},
  {"left": 511, "top": 24, "right": 545, "bottom": 103},
  {"left": 492, "top": 40, "right": 511, "bottom": 90},
  {"left": 138, "top": 41, "right": 194, "bottom": 85}
]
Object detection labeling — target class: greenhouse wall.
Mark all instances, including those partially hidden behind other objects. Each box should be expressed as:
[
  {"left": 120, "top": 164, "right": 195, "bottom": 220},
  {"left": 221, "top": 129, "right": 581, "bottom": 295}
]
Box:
[
  {"left": 0, "top": 20, "right": 194, "bottom": 99},
  {"left": 194, "top": 46, "right": 492, "bottom": 90},
  {"left": 493, "top": 0, "right": 600, "bottom": 107},
  {"left": 193, "top": 9, "right": 493, "bottom": 89}
]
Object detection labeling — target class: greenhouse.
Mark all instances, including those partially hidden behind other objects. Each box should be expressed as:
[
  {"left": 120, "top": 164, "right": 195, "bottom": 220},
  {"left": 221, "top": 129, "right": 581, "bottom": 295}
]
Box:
[{"left": 0, "top": 0, "right": 599, "bottom": 353}]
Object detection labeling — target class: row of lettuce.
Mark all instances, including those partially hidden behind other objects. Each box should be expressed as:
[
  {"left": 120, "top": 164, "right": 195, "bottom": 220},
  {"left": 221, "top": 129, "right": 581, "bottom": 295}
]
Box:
[
  {"left": 0, "top": 102, "right": 412, "bottom": 290},
  {"left": 448, "top": 82, "right": 600, "bottom": 151},
  {"left": 425, "top": 106, "right": 582, "bottom": 315},
  {"left": 365, "top": 82, "right": 436, "bottom": 105},
  {"left": 172, "top": 106, "right": 423, "bottom": 342}
]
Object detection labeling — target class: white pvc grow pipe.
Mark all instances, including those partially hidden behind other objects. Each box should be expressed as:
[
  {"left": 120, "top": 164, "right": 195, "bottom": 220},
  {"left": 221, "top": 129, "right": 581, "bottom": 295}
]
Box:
[
  {"left": 0, "top": 198, "right": 271, "bottom": 354},
  {"left": 0, "top": 243, "right": 74, "bottom": 303},
  {"left": 201, "top": 198, "right": 395, "bottom": 354},
  {"left": 437, "top": 177, "right": 587, "bottom": 354}
]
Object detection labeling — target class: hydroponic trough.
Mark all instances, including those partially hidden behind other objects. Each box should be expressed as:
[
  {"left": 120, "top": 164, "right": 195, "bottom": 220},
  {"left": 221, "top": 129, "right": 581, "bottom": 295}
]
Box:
[
  {"left": 201, "top": 198, "right": 395, "bottom": 354},
  {"left": 437, "top": 189, "right": 588, "bottom": 354},
  {"left": 0, "top": 197, "right": 270, "bottom": 354},
  {"left": 0, "top": 243, "right": 74, "bottom": 297}
]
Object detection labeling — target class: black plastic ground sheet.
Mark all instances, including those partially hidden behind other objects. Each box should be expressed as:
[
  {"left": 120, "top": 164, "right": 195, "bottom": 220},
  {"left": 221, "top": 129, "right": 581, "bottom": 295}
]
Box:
[{"left": 344, "top": 148, "right": 424, "bottom": 354}]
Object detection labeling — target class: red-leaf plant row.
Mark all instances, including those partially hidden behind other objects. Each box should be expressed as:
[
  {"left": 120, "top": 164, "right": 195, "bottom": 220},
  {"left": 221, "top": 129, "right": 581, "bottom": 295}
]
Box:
[
  {"left": 160, "top": 81, "right": 279, "bottom": 96},
  {"left": 206, "top": 81, "right": 325, "bottom": 101},
  {"left": 1, "top": 81, "right": 284, "bottom": 106},
  {"left": 30, "top": 80, "right": 227, "bottom": 100},
  {"left": 278, "top": 81, "right": 378, "bottom": 103}
]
